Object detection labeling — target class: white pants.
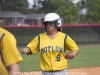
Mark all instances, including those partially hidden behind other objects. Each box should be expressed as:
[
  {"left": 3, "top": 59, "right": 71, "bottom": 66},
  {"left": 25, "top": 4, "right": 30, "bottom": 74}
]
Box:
[{"left": 42, "top": 69, "right": 68, "bottom": 75}]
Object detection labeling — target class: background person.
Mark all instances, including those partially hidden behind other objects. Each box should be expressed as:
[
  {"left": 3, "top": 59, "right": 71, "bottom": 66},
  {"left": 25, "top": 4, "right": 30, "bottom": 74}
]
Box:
[
  {"left": 21, "top": 13, "right": 79, "bottom": 75},
  {"left": 0, "top": 26, "right": 23, "bottom": 75}
]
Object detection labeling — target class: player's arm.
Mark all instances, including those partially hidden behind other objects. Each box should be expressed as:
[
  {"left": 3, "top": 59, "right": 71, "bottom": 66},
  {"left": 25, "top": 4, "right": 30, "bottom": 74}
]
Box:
[
  {"left": 65, "top": 36, "right": 79, "bottom": 59},
  {"left": 21, "top": 35, "right": 39, "bottom": 55},
  {"left": 21, "top": 47, "right": 31, "bottom": 55},
  {"left": 65, "top": 50, "right": 79, "bottom": 59},
  {"left": 7, "top": 63, "right": 20, "bottom": 75},
  {"left": 2, "top": 34, "right": 23, "bottom": 74},
  {"left": 71, "top": 49, "right": 79, "bottom": 56}
]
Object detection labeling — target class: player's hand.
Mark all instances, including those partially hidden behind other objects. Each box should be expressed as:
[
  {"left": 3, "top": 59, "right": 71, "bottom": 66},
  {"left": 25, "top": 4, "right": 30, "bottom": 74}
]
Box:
[
  {"left": 21, "top": 48, "right": 30, "bottom": 55},
  {"left": 65, "top": 54, "right": 74, "bottom": 60}
]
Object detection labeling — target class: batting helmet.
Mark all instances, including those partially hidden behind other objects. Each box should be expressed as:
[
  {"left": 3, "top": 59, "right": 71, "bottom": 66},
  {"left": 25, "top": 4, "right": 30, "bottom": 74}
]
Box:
[{"left": 43, "top": 13, "right": 62, "bottom": 27}]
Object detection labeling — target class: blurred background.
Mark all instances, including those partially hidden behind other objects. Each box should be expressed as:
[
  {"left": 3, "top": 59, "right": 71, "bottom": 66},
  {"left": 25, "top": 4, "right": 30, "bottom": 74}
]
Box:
[
  {"left": 0, "top": 0, "right": 100, "bottom": 26},
  {"left": 0, "top": 0, "right": 100, "bottom": 72},
  {"left": 0, "top": 0, "right": 100, "bottom": 46}
]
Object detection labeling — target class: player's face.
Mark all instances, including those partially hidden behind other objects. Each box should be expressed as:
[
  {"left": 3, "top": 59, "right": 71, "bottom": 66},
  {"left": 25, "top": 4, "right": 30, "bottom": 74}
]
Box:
[{"left": 45, "top": 22, "right": 57, "bottom": 33}]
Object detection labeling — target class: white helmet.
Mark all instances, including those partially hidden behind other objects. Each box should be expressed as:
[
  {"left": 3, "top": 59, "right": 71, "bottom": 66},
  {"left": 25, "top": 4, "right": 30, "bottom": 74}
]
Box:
[{"left": 43, "top": 13, "right": 61, "bottom": 27}]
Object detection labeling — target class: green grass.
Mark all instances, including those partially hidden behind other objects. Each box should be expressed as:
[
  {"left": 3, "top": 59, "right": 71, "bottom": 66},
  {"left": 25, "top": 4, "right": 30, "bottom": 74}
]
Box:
[
  {"left": 68, "top": 47, "right": 100, "bottom": 68},
  {"left": 19, "top": 53, "right": 40, "bottom": 72},
  {"left": 19, "top": 47, "right": 100, "bottom": 72}
]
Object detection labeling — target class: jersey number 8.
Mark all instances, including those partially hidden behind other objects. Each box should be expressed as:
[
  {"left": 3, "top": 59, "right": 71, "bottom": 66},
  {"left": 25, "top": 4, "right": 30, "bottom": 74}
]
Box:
[{"left": 56, "top": 54, "right": 61, "bottom": 61}]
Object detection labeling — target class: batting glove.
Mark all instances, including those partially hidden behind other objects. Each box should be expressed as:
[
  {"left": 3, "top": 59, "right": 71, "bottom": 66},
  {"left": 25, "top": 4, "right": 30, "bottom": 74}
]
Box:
[{"left": 65, "top": 54, "right": 74, "bottom": 60}]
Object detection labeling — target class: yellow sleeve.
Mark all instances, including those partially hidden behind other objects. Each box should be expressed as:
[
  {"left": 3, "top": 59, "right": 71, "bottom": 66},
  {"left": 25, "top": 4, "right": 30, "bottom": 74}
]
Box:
[
  {"left": 27, "top": 35, "right": 40, "bottom": 54},
  {"left": 1, "top": 34, "right": 23, "bottom": 67},
  {"left": 0, "top": 60, "right": 8, "bottom": 75},
  {"left": 66, "top": 36, "right": 79, "bottom": 51}
]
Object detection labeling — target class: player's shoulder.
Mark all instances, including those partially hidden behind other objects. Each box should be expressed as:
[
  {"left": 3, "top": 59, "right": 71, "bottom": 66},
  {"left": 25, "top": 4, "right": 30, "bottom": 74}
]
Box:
[
  {"left": 34, "top": 32, "right": 46, "bottom": 39},
  {"left": 0, "top": 27, "right": 13, "bottom": 35},
  {"left": 58, "top": 32, "right": 69, "bottom": 39},
  {"left": 0, "top": 27, "right": 14, "bottom": 38},
  {"left": 58, "top": 31, "right": 67, "bottom": 36},
  {"left": 38, "top": 32, "right": 46, "bottom": 36}
]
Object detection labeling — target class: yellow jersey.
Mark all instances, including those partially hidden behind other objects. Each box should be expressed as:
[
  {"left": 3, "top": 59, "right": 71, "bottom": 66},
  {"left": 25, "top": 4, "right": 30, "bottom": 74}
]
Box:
[
  {"left": 0, "top": 27, "right": 23, "bottom": 75},
  {"left": 27, "top": 32, "right": 79, "bottom": 71},
  {"left": 0, "top": 59, "right": 8, "bottom": 75}
]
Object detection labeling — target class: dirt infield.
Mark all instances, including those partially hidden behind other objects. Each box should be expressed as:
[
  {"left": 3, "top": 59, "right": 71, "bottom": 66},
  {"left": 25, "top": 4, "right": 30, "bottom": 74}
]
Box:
[
  {"left": 68, "top": 67, "right": 100, "bottom": 75},
  {"left": 20, "top": 67, "right": 100, "bottom": 75}
]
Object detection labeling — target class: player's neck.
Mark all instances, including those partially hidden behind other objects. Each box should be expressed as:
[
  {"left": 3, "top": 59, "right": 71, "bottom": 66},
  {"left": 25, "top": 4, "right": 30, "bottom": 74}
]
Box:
[
  {"left": 48, "top": 31, "right": 57, "bottom": 36},
  {"left": 47, "top": 28, "right": 57, "bottom": 35},
  {"left": 47, "top": 30, "right": 58, "bottom": 39}
]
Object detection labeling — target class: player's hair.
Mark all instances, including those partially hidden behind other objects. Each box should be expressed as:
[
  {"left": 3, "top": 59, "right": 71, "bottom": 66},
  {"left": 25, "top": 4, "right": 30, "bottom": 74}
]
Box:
[
  {"left": 57, "top": 27, "right": 62, "bottom": 32},
  {"left": 54, "top": 23, "right": 62, "bottom": 32}
]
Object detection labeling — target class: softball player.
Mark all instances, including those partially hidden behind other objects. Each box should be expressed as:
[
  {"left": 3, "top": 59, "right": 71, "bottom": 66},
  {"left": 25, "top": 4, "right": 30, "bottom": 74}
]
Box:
[
  {"left": 0, "top": 27, "right": 23, "bottom": 75},
  {"left": 21, "top": 13, "right": 79, "bottom": 75}
]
